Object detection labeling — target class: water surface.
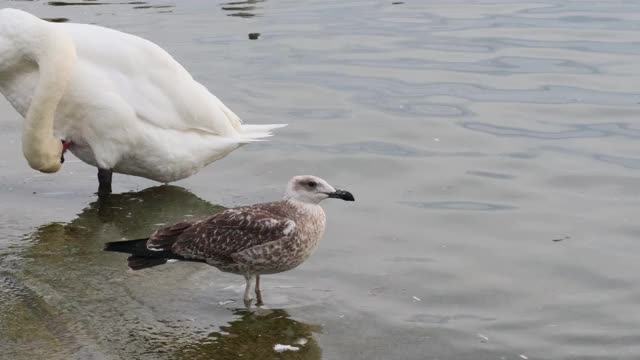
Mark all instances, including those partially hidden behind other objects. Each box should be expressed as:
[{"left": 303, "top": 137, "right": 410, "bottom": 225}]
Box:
[{"left": 1, "top": 1, "right": 640, "bottom": 359}]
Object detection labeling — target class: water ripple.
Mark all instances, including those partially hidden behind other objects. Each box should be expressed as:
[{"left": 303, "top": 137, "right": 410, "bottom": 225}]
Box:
[
  {"left": 330, "top": 55, "right": 599, "bottom": 75},
  {"left": 261, "top": 73, "right": 639, "bottom": 117},
  {"left": 248, "top": 141, "right": 485, "bottom": 158},
  {"left": 465, "top": 122, "right": 640, "bottom": 140},
  {"left": 399, "top": 201, "right": 517, "bottom": 211}
]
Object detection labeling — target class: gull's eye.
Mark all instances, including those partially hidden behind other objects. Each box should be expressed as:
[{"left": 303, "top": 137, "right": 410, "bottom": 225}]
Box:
[{"left": 307, "top": 181, "right": 317, "bottom": 188}]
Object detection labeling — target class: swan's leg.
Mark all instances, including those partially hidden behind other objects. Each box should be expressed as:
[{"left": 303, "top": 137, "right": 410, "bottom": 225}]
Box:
[
  {"left": 97, "top": 168, "right": 112, "bottom": 196},
  {"left": 243, "top": 274, "right": 255, "bottom": 308},
  {"left": 255, "top": 275, "right": 264, "bottom": 306}
]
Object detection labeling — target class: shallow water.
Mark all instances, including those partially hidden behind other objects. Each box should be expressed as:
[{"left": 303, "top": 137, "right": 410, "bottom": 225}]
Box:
[{"left": 1, "top": 0, "right": 640, "bottom": 359}]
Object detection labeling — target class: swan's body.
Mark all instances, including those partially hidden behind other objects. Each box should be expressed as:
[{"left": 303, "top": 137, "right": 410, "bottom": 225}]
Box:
[{"left": 0, "top": 8, "right": 284, "bottom": 188}]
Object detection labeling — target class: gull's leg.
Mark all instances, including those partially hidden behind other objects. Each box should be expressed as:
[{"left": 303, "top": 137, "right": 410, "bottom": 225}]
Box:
[
  {"left": 243, "top": 274, "right": 255, "bottom": 308},
  {"left": 255, "top": 274, "right": 264, "bottom": 306}
]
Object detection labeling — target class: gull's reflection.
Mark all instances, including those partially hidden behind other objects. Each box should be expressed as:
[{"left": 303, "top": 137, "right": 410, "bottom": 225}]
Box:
[{"left": 174, "top": 308, "right": 322, "bottom": 360}]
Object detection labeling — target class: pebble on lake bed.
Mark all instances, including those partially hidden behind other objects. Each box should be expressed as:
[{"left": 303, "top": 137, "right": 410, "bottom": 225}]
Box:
[{"left": 248, "top": 33, "right": 260, "bottom": 40}]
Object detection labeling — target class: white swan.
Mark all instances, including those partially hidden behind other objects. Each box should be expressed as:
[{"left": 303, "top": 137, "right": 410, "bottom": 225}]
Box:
[{"left": 0, "top": 8, "right": 284, "bottom": 195}]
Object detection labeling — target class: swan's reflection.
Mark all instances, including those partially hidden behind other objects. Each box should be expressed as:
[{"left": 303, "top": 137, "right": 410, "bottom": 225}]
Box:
[
  {"left": 10, "top": 187, "right": 322, "bottom": 359},
  {"left": 19, "top": 185, "right": 224, "bottom": 302},
  {"left": 4, "top": 186, "right": 223, "bottom": 358},
  {"left": 174, "top": 308, "right": 322, "bottom": 360},
  {"left": 29, "top": 185, "right": 223, "bottom": 250}
]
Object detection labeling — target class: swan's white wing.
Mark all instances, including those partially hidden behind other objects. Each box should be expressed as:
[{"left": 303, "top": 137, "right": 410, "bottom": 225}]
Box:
[{"left": 61, "top": 23, "right": 278, "bottom": 138}]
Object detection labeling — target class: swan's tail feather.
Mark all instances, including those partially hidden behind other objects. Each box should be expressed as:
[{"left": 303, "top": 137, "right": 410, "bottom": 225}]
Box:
[
  {"left": 238, "top": 124, "right": 287, "bottom": 141},
  {"left": 214, "top": 95, "right": 285, "bottom": 140}
]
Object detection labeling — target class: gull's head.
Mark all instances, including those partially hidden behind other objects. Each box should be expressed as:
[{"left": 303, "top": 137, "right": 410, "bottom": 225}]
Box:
[{"left": 284, "top": 175, "right": 355, "bottom": 204}]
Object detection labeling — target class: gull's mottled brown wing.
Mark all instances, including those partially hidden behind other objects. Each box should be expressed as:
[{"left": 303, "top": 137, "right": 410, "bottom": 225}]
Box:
[
  {"left": 170, "top": 204, "right": 296, "bottom": 260},
  {"left": 146, "top": 221, "right": 195, "bottom": 251}
]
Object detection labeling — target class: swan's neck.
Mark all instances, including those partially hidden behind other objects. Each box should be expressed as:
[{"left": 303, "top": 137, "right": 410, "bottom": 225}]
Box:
[{"left": 0, "top": 10, "right": 77, "bottom": 173}]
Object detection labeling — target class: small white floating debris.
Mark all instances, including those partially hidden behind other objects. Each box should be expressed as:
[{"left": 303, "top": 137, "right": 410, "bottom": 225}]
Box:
[
  {"left": 519, "top": 355, "right": 528, "bottom": 359},
  {"left": 433, "top": 138, "right": 440, "bottom": 142},
  {"left": 477, "top": 333, "right": 489, "bottom": 342},
  {"left": 338, "top": 315, "right": 345, "bottom": 318},
  {"left": 218, "top": 300, "right": 235, "bottom": 306},
  {"left": 166, "top": 259, "right": 179, "bottom": 263},
  {"left": 412, "top": 296, "right": 421, "bottom": 302},
  {"left": 273, "top": 344, "right": 300, "bottom": 352},
  {"left": 295, "top": 338, "right": 308, "bottom": 346}
]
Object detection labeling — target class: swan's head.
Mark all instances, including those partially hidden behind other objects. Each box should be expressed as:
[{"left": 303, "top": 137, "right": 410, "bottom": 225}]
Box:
[
  {"left": 22, "top": 137, "right": 67, "bottom": 173},
  {"left": 284, "top": 175, "right": 355, "bottom": 204}
]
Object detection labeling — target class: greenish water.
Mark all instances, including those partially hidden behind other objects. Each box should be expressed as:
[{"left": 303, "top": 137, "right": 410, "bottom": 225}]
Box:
[{"left": 2, "top": 1, "right": 640, "bottom": 359}]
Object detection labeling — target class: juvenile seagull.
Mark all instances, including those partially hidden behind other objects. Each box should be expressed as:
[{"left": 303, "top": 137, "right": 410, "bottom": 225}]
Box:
[{"left": 104, "top": 175, "right": 354, "bottom": 307}]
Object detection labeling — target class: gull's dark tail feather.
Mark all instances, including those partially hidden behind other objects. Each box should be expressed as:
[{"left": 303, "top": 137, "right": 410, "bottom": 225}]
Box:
[
  {"left": 127, "top": 256, "right": 168, "bottom": 271},
  {"left": 104, "top": 238, "right": 204, "bottom": 271},
  {"left": 105, "top": 238, "right": 175, "bottom": 271},
  {"left": 104, "top": 238, "right": 151, "bottom": 255}
]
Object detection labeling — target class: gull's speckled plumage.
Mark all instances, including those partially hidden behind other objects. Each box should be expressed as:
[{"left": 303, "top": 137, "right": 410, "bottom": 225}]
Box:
[
  {"left": 104, "top": 175, "right": 354, "bottom": 307},
  {"left": 149, "top": 200, "right": 325, "bottom": 275}
]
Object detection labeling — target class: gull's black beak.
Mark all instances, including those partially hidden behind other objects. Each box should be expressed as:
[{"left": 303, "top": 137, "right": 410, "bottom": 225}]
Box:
[{"left": 327, "top": 189, "right": 355, "bottom": 201}]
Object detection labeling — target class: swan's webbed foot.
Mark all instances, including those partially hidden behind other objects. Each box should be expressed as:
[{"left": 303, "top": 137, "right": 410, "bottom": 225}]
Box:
[{"left": 98, "top": 168, "right": 112, "bottom": 197}]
